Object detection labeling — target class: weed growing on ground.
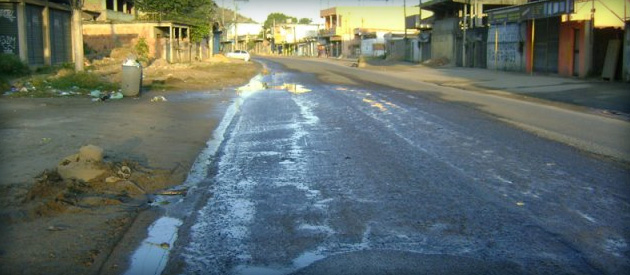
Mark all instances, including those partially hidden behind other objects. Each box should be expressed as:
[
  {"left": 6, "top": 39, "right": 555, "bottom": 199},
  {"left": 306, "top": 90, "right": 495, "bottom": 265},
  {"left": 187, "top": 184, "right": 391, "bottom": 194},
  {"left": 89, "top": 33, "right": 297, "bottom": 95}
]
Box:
[
  {"left": 50, "top": 72, "right": 118, "bottom": 91},
  {"left": 7, "top": 71, "right": 119, "bottom": 98},
  {"left": 0, "top": 54, "right": 30, "bottom": 76}
]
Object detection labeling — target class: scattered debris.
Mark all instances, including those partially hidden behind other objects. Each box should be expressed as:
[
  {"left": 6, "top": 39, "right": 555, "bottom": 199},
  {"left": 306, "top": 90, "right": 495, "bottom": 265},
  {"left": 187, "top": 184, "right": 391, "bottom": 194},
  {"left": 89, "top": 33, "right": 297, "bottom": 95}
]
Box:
[
  {"left": 105, "top": 176, "right": 123, "bottom": 183},
  {"left": 90, "top": 90, "right": 101, "bottom": 98},
  {"left": 47, "top": 225, "right": 69, "bottom": 231},
  {"left": 117, "top": 166, "right": 132, "bottom": 179},
  {"left": 150, "top": 96, "right": 168, "bottom": 102},
  {"left": 110, "top": 92, "right": 123, "bottom": 100},
  {"left": 422, "top": 57, "right": 450, "bottom": 67},
  {"left": 156, "top": 188, "right": 188, "bottom": 196}
]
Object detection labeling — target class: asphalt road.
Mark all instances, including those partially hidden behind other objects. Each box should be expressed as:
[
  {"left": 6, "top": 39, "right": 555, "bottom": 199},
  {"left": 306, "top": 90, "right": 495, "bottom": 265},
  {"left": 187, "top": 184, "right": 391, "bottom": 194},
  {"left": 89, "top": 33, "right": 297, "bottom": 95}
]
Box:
[{"left": 166, "top": 58, "right": 630, "bottom": 275}]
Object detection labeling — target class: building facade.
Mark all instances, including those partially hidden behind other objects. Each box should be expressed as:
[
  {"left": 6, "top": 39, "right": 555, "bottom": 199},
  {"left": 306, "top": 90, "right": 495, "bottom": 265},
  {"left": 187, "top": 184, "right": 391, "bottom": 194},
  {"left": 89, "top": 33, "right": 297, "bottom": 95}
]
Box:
[
  {"left": 83, "top": 0, "right": 134, "bottom": 22},
  {"left": 273, "top": 23, "right": 319, "bottom": 56},
  {"left": 419, "top": 0, "right": 528, "bottom": 67},
  {"left": 222, "top": 22, "right": 261, "bottom": 52},
  {"left": 320, "top": 6, "right": 410, "bottom": 58},
  {"left": 0, "top": 0, "right": 73, "bottom": 66},
  {"left": 487, "top": 0, "right": 628, "bottom": 79}
]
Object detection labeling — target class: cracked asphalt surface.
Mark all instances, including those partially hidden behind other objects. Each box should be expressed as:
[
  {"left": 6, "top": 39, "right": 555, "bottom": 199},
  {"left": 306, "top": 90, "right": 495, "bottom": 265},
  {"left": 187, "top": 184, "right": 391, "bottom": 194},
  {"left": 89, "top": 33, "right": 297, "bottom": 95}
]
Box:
[{"left": 167, "top": 59, "right": 630, "bottom": 275}]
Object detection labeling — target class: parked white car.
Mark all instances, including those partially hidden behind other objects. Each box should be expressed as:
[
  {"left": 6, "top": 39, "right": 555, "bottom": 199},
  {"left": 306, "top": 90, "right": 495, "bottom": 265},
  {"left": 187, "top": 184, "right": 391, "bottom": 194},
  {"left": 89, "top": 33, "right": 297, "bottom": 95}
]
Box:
[{"left": 226, "top": 50, "right": 251, "bottom": 62}]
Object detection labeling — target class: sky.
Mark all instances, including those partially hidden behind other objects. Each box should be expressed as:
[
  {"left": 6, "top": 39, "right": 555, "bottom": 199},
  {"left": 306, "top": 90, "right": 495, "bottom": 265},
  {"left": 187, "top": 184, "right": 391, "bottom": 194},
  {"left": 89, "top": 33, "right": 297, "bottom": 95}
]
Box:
[{"left": 219, "top": 0, "right": 410, "bottom": 24}]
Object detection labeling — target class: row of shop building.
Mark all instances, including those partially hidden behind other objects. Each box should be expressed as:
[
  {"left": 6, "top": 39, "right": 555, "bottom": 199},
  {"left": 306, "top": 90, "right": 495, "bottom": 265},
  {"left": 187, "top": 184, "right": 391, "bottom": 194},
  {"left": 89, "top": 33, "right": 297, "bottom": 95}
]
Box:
[
  {"left": 1, "top": 0, "right": 628, "bottom": 81},
  {"left": 311, "top": 0, "right": 629, "bottom": 81},
  {"left": 409, "top": 0, "right": 629, "bottom": 81}
]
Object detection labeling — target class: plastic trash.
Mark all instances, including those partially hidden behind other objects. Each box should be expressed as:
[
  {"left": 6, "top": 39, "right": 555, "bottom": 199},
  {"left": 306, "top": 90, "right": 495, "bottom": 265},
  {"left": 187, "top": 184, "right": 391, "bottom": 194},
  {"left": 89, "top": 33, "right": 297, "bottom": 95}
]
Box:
[
  {"left": 90, "top": 90, "right": 101, "bottom": 98},
  {"left": 110, "top": 92, "right": 123, "bottom": 99},
  {"left": 123, "top": 58, "right": 140, "bottom": 66}
]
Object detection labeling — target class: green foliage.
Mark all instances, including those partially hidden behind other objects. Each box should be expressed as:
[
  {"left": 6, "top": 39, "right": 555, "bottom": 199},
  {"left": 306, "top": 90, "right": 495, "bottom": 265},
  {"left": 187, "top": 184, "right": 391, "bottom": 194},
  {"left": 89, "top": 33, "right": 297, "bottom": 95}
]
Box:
[
  {"left": 190, "top": 24, "right": 210, "bottom": 43},
  {"left": 135, "top": 37, "right": 150, "bottom": 61},
  {"left": 49, "top": 72, "right": 118, "bottom": 92},
  {"left": 135, "top": 0, "right": 215, "bottom": 19},
  {"left": 263, "top": 13, "right": 297, "bottom": 29},
  {"left": 298, "top": 18, "right": 312, "bottom": 24},
  {"left": 35, "top": 63, "right": 74, "bottom": 74},
  {"left": 0, "top": 76, "right": 10, "bottom": 92},
  {"left": 135, "top": 0, "right": 217, "bottom": 44},
  {"left": 0, "top": 54, "right": 30, "bottom": 76}
]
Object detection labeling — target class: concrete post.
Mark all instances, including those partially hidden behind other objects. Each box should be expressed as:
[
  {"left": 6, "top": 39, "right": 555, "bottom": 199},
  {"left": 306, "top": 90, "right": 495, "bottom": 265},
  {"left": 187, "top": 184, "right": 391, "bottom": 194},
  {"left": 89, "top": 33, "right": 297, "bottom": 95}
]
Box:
[
  {"left": 463, "top": 3, "right": 467, "bottom": 67},
  {"left": 625, "top": 2, "right": 628, "bottom": 81},
  {"left": 169, "top": 25, "right": 173, "bottom": 63},
  {"left": 583, "top": 20, "right": 593, "bottom": 77},
  {"left": 42, "top": 5, "right": 50, "bottom": 66},
  {"left": 17, "top": 1, "right": 27, "bottom": 62}
]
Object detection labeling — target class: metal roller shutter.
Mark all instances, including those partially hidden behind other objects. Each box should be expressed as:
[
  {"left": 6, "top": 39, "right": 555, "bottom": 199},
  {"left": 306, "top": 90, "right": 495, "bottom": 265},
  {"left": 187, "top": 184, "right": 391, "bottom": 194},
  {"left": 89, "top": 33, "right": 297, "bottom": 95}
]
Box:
[
  {"left": 0, "top": 3, "right": 19, "bottom": 55},
  {"left": 26, "top": 4, "right": 44, "bottom": 66},
  {"left": 533, "top": 17, "right": 560, "bottom": 73},
  {"left": 50, "top": 9, "right": 71, "bottom": 64}
]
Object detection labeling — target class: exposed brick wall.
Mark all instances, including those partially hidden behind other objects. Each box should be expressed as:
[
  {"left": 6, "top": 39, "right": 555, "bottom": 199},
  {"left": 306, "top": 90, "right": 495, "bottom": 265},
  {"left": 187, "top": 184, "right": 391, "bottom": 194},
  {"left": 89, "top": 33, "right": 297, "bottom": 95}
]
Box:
[{"left": 82, "top": 23, "right": 158, "bottom": 58}]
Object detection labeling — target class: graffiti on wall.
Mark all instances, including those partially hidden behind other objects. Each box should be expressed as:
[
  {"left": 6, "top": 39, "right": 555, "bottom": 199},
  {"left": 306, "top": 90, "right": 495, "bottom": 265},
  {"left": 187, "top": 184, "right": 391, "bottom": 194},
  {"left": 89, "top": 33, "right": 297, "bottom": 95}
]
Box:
[
  {"left": 0, "top": 8, "right": 16, "bottom": 22},
  {"left": 0, "top": 35, "right": 17, "bottom": 54},
  {"left": 0, "top": 6, "right": 18, "bottom": 54}
]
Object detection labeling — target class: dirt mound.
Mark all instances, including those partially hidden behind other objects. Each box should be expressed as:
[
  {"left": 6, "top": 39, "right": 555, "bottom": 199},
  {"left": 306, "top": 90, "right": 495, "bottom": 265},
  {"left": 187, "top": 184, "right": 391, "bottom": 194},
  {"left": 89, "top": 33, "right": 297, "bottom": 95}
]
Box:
[
  {"left": 0, "top": 147, "right": 176, "bottom": 224},
  {"left": 209, "top": 54, "right": 231, "bottom": 63},
  {"left": 422, "top": 57, "right": 450, "bottom": 67}
]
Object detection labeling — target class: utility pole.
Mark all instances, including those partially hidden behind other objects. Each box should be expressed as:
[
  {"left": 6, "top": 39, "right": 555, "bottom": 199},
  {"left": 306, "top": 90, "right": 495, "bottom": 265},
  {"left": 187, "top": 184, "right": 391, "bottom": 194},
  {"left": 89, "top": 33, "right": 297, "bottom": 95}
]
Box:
[
  {"left": 463, "top": 1, "right": 467, "bottom": 67},
  {"left": 233, "top": 0, "right": 249, "bottom": 51},
  {"left": 419, "top": 0, "right": 422, "bottom": 27},
  {"left": 403, "top": 0, "right": 407, "bottom": 39}
]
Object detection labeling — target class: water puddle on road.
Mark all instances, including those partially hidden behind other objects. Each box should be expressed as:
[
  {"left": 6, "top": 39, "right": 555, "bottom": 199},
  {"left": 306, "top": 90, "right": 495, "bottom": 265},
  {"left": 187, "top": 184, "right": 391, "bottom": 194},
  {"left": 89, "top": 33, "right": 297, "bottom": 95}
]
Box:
[
  {"left": 124, "top": 217, "right": 182, "bottom": 275},
  {"left": 274, "top": 83, "right": 311, "bottom": 94},
  {"left": 124, "top": 75, "right": 268, "bottom": 275},
  {"left": 125, "top": 70, "right": 316, "bottom": 275}
]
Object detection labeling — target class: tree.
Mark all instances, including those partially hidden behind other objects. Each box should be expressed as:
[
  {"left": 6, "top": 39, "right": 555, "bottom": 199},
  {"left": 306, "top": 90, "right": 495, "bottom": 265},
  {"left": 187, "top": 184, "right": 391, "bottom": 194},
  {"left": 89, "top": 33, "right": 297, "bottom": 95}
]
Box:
[
  {"left": 134, "top": 0, "right": 213, "bottom": 19},
  {"left": 135, "top": 0, "right": 218, "bottom": 57},
  {"left": 298, "top": 18, "right": 312, "bottom": 24},
  {"left": 263, "top": 12, "right": 297, "bottom": 30},
  {"left": 69, "top": 0, "right": 84, "bottom": 72}
]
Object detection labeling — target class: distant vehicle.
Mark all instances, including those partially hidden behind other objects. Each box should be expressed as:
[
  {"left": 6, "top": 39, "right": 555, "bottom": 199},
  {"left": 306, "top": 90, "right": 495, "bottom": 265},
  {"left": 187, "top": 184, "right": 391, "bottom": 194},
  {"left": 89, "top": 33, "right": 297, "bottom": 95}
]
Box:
[{"left": 226, "top": 50, "right": 251, "bottom": 62}]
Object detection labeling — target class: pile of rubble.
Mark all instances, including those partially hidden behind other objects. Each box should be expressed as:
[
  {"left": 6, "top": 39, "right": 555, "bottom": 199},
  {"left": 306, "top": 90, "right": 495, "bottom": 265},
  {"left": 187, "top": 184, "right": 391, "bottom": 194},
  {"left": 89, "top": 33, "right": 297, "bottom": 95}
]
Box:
[{"left": 2, "top": 145, "right": 183, "bottom": 223}]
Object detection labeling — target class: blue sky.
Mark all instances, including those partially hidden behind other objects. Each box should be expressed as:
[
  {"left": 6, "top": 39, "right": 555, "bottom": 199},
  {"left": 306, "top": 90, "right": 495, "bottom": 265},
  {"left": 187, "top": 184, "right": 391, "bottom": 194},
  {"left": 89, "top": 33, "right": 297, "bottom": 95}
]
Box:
[{"left": 220, "top": 0, "right": 410, "bottom": 24}]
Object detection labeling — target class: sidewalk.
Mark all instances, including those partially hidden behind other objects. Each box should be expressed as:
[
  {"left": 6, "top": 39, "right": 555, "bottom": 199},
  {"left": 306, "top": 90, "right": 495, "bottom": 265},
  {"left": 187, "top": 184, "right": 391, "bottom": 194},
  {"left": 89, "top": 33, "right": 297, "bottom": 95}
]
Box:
[{"left": 321, "top": 57, "right": 630, "bottom": 119}]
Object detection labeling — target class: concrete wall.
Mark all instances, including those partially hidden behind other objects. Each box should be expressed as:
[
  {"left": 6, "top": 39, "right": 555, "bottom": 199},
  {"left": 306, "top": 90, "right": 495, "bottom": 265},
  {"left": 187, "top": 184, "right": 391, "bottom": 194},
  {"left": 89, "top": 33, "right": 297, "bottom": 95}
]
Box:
[
  {"left": 487, "top": 23, "right": 524, "bottom": 71},
  {"left": 83, "top": 0, "right": 105, "bottom": 11},
  {"left": 83, "top": 23, "right": 162, "bottom": 58},
  {"left": 361, "top": 34, "right": 386, "bottom": 57},
  {"left": 558, "top": 20, "right": 590, "bottom": 78},
  {"left": 431, "top": 17, "right": 459, "bottom": 64}
]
